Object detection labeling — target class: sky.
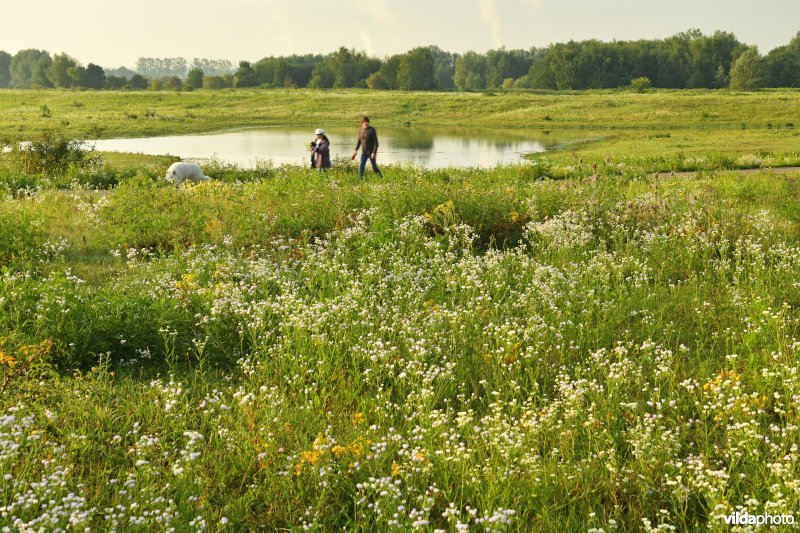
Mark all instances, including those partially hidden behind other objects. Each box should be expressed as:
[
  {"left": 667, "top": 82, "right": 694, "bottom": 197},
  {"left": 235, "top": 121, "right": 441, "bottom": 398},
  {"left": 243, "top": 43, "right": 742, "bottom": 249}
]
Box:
[{"left": 3, "top": 0, "right": 799, "bottom": 68}]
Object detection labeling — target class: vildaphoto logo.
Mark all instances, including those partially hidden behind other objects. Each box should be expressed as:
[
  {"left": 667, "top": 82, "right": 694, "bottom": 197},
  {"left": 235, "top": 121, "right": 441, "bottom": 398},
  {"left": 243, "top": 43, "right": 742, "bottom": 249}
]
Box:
[{"left": 722, "top": 512, "right": 795, "bottom": 526}]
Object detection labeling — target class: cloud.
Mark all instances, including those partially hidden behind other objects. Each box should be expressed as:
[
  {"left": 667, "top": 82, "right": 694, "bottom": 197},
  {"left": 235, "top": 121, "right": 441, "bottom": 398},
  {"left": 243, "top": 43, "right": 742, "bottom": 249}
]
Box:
[
  {"left": 350, "top": 0, "right": 391, "bottom": 25},
  {"left": 347, "top": 0, "right": 394, "bottom": 56},
  {"left": 478, "top": 0, "right": 503, "bottom": 47},
  {"left": 521, "top": 0, "right": 542, "bottom": 12},
  {"left": 260, "top": 2, "right": 294, "bottom": 54},
  {"left": 360, "top": 32, "right": 376, "bottom": 56}
]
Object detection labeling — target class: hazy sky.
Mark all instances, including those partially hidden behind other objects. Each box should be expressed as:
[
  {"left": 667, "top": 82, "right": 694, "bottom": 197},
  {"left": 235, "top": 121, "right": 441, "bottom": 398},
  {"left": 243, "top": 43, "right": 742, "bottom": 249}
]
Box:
[{"left": 4, "top": 0, "right": 798, "bottom": 68}]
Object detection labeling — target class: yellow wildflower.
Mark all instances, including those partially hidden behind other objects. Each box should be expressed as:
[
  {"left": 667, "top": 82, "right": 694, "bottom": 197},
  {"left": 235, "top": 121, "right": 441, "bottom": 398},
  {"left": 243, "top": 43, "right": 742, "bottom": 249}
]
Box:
[
  {"left": 312, "top": 432, "right": 328, "bottom": 449},
  {"left": 294, "top": 449, "right": 324, "bottom": 475},
  {"left": 0, "top": 351, "right": 14, "bottom": 368},
  {"left": 175, "top": 273, "right": 197, "bottom": 291},
  {"left": 300, "top": 450, "right": 322, "bottom": 465},
  {"left": 348, "top": 438, "right": 368, "bottom": 458}
]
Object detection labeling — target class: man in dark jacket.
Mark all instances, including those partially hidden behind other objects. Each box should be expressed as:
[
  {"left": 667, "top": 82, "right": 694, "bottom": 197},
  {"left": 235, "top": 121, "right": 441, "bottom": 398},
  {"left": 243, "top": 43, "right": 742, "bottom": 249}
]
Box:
[{"left": 351, "top": 116, "right": 383, "bottom": 178}]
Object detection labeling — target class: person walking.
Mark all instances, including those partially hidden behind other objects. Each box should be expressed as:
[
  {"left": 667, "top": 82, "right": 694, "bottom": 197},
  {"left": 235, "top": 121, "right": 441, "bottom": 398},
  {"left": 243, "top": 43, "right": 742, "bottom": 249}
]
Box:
[
  {"left": 311, "top": 128, "right": 331, "bottom": 169},
  {"left": 351, "top": 116, "right": 382, "bottom": 178}
]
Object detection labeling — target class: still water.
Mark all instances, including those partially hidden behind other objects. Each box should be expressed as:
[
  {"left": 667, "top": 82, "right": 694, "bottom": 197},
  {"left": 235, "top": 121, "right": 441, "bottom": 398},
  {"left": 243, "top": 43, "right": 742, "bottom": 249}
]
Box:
[{"left": 90, "top": 127, "right": 562, "bottom": 169}]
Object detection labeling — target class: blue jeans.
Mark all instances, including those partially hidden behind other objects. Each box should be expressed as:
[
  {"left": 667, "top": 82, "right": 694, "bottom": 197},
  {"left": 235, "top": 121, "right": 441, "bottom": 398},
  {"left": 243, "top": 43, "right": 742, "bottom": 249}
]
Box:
[{"left": 358, "top": 153, "right": 382, "bottom": 178}]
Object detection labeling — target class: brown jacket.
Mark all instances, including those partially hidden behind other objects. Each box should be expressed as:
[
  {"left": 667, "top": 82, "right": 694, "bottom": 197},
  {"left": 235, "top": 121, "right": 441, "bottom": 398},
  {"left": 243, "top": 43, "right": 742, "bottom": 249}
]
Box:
[
  {"left": 313, "top": 138, "right": 331, "bottom": 168},
  {"left": 354, "top": 125, "right": 379, "bottom": 155}
]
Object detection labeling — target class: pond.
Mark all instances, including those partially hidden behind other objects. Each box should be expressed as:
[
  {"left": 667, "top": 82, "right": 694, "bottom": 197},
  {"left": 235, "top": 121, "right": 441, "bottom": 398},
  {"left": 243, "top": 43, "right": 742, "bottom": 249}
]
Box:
[{"left": 89, "top": 126, "right": 566, "bottom": 169}]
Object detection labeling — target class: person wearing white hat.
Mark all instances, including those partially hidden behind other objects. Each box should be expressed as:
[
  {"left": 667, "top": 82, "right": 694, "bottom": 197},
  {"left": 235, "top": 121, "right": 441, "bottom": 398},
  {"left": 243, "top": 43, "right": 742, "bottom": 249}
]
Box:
[{"left": 310, "top": 128, "right": 331, "bottom": 169}]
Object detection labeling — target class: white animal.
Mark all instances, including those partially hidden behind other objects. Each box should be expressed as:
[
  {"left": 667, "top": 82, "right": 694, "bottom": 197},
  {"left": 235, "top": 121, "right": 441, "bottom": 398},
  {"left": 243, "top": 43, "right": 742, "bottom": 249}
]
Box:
[{"left": 165, "top": 162, "right": 211, "bottom": 184}]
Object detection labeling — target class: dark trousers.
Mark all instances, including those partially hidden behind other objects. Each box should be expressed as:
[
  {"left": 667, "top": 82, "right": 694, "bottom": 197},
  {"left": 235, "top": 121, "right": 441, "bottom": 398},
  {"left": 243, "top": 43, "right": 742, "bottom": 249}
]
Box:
[{"left": 358, "top": 153, "right": 382, "bottom": 178}]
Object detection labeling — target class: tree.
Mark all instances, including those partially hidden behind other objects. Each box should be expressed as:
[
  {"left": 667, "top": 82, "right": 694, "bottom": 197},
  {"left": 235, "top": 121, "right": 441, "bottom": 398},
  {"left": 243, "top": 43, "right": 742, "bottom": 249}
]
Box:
[
  {"left": 519, "top": 29, "right": 745, "bottom": 90},
  {"left": 527, "top": 49, "right": 557, "bottom": 89},
  {"left": 6, "top": 33, "right": 798, "bottom": 93},
  {"left": 105, "top": 75, "right": 127, "bottom": 90},
  {"left": 186, "top": 67, "right": 204, "bottom": 89},
  {"left": 135, "top": 57, "right": 187, "bottom": 79},
  {"left": 104, "top": 66, "right": 136, "bottom": 79},
  {"left": 190, "top": 58, "right": 233, "bottom": 76},
  {"left": 309, "top": 48, "right": 379, "bottom": 88},
  {"left": 10, "top": 49, "right": 52, "bottom": 88},
  {"left": 428, "top": 46, "right": 457, "bottom": 90},
  {"left": 233, "top": 61, "right": 258, "bottom": 87},
  {"left": 331, "top": 47, "right": 360, "bottom": 88},
  {"left": 713, "top": 65, "right": 729, "bottom": 88},
  {"left": 0, "top": 51, "right": 11, "bottom": 88},
  {"left": 485, "top": 48, "right": 533, "bottom": 88},
  {"left": 47, "top": 53, "right": 79, "bottom": 88},
  {"left": 202, "top": 75, "right": 233, "bottom": 89},
  {"left": 729, "top": 47, "right": 765, "bottom": 90},
  {"left": 284, "top": 55, "right": 323, "bottom": 88},
  {"left": 764, "top": 32, "right": 800, "bottom": 87},
  {"left": 654, "top": 33, "right": 692, "bottom": 88},
  {"left": 367, "top": 55, "right": 401, "bottom": 90},
  {"left": 254, "top": 55, "right": 322, "bottom": 88},
  {"left": 128, "top": 74, "right": 149, "bottom": 90},
  {"left": 254, "top": 57, "right": 281, "bottom": 86},
  {"left": 366, "top": 72, "right": 388, "bottom": 90},
  {"left": 81, "top": 63, "right": 106, "bottom": 89},
  {"left": 397, "top": 47, "right": 436, "bottom": 90},
  {"left": 680, "top": 31, "right": 739, "bottom": 88},
  {"left": 69, "top": 66, "right": 85, "bottom": 88},
  {"left": 161, "top": 76, "right": 183, "bottom": 91},
  {"left": 454, "top": 52, "right": 487, "bottom": 90},
  {"left": 308, "top": 63, "right": 335, "bottom": 88}
]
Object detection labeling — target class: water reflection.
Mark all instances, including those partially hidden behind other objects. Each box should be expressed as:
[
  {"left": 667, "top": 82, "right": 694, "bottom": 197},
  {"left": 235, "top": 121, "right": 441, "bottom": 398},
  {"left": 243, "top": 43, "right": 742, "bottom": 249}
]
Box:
[
  {"left": 388, "top": 129, "right": 434, "bottom": 151},
  {"left": 89, "top": 126, "right": 565, "bottom": 169}
]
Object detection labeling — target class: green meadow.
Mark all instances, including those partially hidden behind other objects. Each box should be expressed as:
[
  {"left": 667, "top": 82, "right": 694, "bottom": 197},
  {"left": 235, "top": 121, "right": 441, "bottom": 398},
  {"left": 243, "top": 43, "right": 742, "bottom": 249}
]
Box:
[
  {"left": 2, "top": 88, "right": 800, "bottom": 157},
  {"left": 1, "top": 89, "right": 799, "bottom": 531}
]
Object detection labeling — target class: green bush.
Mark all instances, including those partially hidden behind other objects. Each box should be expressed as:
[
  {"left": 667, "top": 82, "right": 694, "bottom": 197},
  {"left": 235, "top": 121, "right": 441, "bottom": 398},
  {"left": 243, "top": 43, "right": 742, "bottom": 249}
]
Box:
[
  {"left": 0, "top": 202, "right": 46, "bottom": 265},
  {"left": 630, "top": 76, "right": 652, "bottom": 93},
  {"left": 2, "top": 132, "right": 100, "bottom": 177},
  {"left": 0, "top": 172, "right": 39, "bottom": 195},
  {"left": 99, "top": 175, "right": 213, "bottom": 250}
]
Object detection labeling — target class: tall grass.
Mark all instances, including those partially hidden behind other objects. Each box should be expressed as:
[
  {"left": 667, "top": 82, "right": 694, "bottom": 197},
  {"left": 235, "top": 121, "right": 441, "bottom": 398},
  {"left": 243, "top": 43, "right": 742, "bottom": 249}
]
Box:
[{"left": 2, "top": 161, "right": 800, "bottom": 529}]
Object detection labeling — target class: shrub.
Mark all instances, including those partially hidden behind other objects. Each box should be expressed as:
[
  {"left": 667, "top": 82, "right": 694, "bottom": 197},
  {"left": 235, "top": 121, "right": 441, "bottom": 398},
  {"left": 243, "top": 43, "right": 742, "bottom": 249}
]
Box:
[
  {"left": 202, "top": 75, "right": 233, "bottom": 89},
  {"left": 99, "top": 175, "right": 208, "bottom": 250},
  {"left": 4, "top": 132, "right": 100, "bottom": 176},
  {"left": 729, "top": 48, "right": 765, "bottom": 91},
  {"left": 0, "top": 172, "right": 39, "bottom": 195},
  {"left": 0, "top": 202, "right": 46, "bottom": 265},
  {"left": 630, "top": 76, "right": 652, "bottom": 93}
]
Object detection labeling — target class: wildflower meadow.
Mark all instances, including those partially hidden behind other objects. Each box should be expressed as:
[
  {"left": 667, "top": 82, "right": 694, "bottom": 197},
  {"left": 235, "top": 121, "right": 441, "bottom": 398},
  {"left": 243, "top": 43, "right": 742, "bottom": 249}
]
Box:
[{"left": 1, "top": 158, "right": 800, "bottom": 530}]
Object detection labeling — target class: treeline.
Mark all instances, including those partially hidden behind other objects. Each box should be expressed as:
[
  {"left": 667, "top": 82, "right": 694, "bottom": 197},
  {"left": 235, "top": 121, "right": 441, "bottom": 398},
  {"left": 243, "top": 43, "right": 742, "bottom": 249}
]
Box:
[{"left": 1, "top": 29, "right": 799, "bottom": 92}]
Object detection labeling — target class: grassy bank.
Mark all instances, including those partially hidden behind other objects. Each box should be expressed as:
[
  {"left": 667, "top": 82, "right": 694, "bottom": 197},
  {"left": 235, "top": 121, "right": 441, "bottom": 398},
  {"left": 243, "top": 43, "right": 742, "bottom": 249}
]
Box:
[
  {"left": 1, "top": 89, "right": 799, "bottom": 158},
  {"left": 2, "top": 160, "right": 800, "bottom": 529}
]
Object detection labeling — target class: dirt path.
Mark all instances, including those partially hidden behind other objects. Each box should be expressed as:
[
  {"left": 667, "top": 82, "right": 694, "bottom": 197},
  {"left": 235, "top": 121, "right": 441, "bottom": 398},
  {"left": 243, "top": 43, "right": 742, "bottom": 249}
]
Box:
[{"left": 651, "top": 167, "right": 800, "bottom": 179}]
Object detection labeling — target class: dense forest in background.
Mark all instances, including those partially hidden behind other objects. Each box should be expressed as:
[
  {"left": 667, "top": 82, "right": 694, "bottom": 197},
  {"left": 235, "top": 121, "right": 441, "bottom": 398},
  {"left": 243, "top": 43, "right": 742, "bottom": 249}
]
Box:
[{"left": 1, "top": 29, "right": 799, "bottom": 92}]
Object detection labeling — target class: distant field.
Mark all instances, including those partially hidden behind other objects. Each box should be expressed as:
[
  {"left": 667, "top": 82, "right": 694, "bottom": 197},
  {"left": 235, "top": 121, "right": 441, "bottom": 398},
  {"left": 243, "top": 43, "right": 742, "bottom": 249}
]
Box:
[{"left": 1, "top": 88, "right": 799, "bottom": 158}]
